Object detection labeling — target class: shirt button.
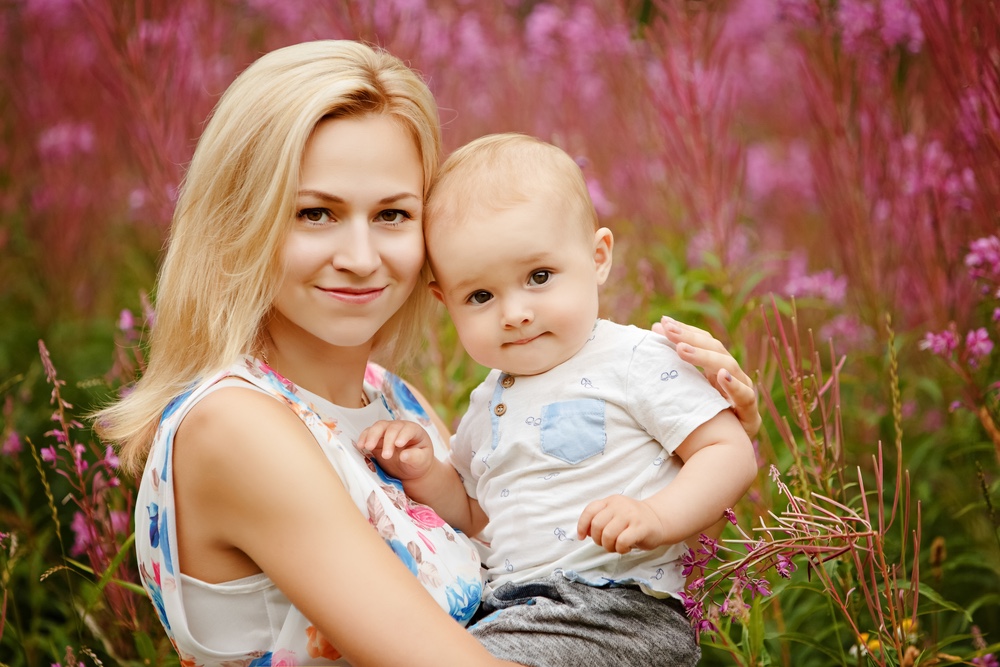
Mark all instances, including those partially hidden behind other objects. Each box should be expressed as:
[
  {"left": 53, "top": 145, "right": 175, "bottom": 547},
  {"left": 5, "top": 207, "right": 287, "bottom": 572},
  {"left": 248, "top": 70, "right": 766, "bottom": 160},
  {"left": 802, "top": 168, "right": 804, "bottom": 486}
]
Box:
[
  {"left": 494, "top": 403, "right": 507, "bottom": 416},
  {"left": 501, "top": 375, "right": 515, "bottom": 388}
]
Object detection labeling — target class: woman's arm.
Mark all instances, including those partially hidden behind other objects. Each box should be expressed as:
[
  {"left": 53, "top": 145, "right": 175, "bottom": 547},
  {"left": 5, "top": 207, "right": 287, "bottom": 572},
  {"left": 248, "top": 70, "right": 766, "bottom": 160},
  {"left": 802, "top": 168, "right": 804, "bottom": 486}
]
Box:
[{"left": 175, "top": 388, "right": 512, "bottom": 667}]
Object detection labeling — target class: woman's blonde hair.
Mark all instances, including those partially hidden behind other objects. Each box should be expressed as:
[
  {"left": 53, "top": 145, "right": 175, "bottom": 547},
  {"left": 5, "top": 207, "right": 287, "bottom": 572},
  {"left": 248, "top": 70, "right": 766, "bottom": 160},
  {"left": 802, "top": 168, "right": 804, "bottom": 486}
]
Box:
[{"left": 96, "top": 40, "right": 440, "bottom": 474}]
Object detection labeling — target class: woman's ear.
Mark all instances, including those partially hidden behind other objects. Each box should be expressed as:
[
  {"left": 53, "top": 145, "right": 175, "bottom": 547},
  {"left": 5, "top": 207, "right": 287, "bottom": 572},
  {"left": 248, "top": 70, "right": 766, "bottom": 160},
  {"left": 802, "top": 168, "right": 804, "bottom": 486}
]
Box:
[{"left": 593, "top": 227, "right": 614, "bottom": 285}]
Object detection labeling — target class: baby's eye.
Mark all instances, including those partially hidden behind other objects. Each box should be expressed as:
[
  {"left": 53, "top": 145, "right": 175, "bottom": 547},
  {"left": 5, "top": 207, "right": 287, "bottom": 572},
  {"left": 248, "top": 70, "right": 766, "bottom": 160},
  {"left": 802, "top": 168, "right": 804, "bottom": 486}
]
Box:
[
  {"left": 468, "top": 291, "right": 493, "bottom": 305},
  {"left": 528, "top": 270, "right": 551, "bottom": 286},
  {"left": 376, "top": 209, "right": 410, "bottom": 225},
  {"left": 297, "top": 208, "right": 332, "bottom": 224}
]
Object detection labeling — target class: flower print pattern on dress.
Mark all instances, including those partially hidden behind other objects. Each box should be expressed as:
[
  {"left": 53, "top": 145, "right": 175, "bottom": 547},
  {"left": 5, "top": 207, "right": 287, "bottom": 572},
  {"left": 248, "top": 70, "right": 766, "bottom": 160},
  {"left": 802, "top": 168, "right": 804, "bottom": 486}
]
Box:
[
  {"left": 388, "top": 538, "right": 420, "bottom": 575},
  {"left": 365, "top": 456, "right": 406, "bottom": 492},
  {"left": 139, "top": 560, "right": 171, "bottom": 633},
  {"left": 305, "top": 626, "right": 342, "bottom": 661},
  {"left": 406, "top": 503, "right": 447, "bottom": 530},
  {"left": 269, "top": 649, "right": 298, "bottom": 666},
  {"left": 135, "top": 358, "right": 485, "bottom": 663},
  {"left": 446, "top": 576, "right": 483, "bottom": 624}
]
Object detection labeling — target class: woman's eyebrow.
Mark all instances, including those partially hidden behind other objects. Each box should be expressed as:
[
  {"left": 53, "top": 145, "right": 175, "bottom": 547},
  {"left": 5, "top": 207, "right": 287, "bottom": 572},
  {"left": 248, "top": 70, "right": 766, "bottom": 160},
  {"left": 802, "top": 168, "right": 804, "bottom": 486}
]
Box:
[{"left": 297, "top": 189, "right": 421, "bottom": 204}]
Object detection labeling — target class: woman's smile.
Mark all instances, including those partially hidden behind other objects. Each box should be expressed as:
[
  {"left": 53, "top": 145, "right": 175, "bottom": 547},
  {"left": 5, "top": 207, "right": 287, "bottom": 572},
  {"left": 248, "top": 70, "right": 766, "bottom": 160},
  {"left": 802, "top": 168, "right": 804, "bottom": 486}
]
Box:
[{"left": 318, "top": 285, "right": 387, "bottom": 304}]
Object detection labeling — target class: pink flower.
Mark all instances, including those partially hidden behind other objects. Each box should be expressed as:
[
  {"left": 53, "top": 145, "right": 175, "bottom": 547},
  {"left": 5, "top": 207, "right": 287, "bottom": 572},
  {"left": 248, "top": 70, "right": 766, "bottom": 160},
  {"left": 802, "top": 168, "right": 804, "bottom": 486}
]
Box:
[
  {"left": 919, "top": 329, "right": 959, "bottom": 356},
  {"left": 879, "top": 0, "right": 924, "bottom": 52},
  {"left": 118, "top": 309, "right": 135, "bottom": 332},
  {"left": 104, "top": 445, "right": 120, "bottom": 470},
  {"left": 776, "top": 552, "right": 796, "bottom": 578},
  {"left": 406, "top": 503, "right": 446, "bottom": 530},
  {"left": 746, "top": 577, "right": 771, "bottom": 599},
  {"left": 110, "top": 510, "right": 130, "bottom": 535},
  {"left": 2, "top": 432, "right": 21, "bottom": 456},
  {"left": 37, "top": 122, "right": 95, "bottom": 161},
  {"left": 966, "top": 328, "right": 994, "bottom": 363},
  {"left": 837, "top": 0, "right": 877, "bottom": 54},
  {"left": 40, "top": 446, "right": 57, "bottom": 463},
  {"left": 270, "top": 649, "right": 298, "bottom": 666},
  {"left": 784, "top": 268, "right": 847, "bottom": 304},
  {"left": 70, "top": 511, "right": 95, "bottom": 556},
  {"left": 585, "top": 177, "right": 615, "bottom": 218},
  {"left": 966, "top": 236, "right": 1000, "bottom": 281},
  {"left": 723, "top": 508, "right": 738, "bottom": 525}
]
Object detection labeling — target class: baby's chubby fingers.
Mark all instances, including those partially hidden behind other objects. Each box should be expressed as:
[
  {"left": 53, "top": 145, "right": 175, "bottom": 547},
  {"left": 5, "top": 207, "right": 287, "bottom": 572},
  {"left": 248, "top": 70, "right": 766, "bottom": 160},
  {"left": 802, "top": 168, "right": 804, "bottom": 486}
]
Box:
[
  {"left": 356, "top": 420, "right": 394, "bottom": 455},
  {"left": 372, "top": 421, "right": 424, "bottom": 460},
  {"left": 577, "top": 497, "right": 632, "bottom": 553},
  {"left": 577, "top": 497, "right": 608, "bottom": 541}
]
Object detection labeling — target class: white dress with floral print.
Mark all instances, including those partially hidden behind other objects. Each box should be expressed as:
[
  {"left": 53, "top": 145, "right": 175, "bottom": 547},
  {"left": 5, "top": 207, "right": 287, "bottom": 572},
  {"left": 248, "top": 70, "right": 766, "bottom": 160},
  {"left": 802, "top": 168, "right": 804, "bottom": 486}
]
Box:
[{"left": 135, "top": 357, "right": 484, "bottom": 667}]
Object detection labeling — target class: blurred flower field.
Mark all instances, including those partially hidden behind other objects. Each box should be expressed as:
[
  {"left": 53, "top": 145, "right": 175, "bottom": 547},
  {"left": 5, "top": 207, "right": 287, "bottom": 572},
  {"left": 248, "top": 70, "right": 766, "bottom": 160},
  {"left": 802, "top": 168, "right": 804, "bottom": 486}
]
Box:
[{"left": 0, "top": 0, "right": 998, "bottom": 665}]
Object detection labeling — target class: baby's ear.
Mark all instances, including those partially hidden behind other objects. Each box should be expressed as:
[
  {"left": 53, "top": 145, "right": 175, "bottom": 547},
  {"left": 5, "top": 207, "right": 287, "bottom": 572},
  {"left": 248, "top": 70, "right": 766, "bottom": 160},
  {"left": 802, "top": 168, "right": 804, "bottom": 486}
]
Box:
[
  {"left": 594, "top": 227, "right": 614, "bottom": 284},
  {"left": 428, "top": 281, "right": 445, "bottom": 303}
]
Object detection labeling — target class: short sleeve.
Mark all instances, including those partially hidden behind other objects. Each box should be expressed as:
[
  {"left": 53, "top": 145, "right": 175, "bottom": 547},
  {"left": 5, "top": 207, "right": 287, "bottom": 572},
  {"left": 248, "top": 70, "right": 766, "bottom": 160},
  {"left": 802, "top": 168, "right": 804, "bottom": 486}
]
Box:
[{"left": 625, "top": 332, "right": 732, "bottom": 455}]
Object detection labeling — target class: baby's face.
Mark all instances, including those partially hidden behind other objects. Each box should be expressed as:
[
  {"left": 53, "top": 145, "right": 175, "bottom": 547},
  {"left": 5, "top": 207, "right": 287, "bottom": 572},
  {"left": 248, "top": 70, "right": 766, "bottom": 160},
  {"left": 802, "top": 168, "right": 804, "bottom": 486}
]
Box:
[{"left": 428, "top": 197, "right": 612, "bottom": 375}]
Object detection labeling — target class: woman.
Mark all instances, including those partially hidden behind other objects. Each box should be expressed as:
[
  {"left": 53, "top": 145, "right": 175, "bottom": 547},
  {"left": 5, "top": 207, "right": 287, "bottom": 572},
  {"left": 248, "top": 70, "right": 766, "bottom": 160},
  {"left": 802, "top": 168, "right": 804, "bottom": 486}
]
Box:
[{"left": 97, "top": 40, "right": 758, "bottom": 666}]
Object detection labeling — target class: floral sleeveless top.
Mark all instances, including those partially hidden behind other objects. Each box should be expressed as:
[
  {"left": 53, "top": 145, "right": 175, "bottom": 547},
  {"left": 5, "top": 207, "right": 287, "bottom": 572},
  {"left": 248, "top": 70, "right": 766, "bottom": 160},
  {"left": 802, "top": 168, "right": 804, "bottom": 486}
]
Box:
[{"left": 135, "top": 356, "right": 484, "bottom": 666}]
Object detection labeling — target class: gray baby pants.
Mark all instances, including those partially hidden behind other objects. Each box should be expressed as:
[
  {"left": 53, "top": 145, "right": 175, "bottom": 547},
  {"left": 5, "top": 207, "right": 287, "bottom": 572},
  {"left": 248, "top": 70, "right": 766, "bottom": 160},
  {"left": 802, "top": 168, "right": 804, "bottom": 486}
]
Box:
[{"left": 468, "top": 573, "right": 700, "bottom": 666}]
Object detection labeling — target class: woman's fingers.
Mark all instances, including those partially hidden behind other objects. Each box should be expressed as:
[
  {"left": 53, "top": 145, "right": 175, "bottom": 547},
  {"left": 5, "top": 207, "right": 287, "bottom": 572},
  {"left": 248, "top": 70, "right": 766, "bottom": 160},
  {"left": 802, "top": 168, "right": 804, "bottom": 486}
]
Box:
[
  {"left": 656, "top": 316, "right": 728, "bottom": 354},
  {"left": 716, "top": 367, "right": 762, "bottom": 437},
  {"left": 655, "top": 316, "right": 761, "bottom": 438},
  {"left": 674, "top": 341, "right": 752, "bottom": 387}
]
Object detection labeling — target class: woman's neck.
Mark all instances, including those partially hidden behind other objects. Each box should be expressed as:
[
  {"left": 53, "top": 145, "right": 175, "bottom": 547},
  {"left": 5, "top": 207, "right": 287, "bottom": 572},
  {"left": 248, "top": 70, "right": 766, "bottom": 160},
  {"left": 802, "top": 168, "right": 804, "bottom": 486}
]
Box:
[{"left": 263, "top": 339, "right": 374, "bottom": 408}]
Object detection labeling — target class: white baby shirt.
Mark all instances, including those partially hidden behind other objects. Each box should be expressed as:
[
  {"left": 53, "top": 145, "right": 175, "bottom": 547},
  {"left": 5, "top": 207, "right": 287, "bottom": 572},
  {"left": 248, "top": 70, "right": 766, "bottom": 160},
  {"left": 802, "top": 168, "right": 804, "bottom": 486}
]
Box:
[{"left": 449, "top": 319, "right": 732, "bottom": 598}]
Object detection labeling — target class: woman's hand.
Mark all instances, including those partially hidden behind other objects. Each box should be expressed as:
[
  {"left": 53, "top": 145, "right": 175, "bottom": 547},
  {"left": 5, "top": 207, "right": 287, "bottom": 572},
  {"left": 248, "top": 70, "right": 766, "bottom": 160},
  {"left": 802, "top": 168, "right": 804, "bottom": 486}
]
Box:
[{"left": 653, "top": 316, "right": 761, "bottom": 438}]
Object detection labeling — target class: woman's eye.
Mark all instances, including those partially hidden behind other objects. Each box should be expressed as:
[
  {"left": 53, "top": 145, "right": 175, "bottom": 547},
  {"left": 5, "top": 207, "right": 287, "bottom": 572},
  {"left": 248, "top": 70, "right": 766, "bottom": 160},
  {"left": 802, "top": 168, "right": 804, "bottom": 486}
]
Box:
[
  {"left": 528, "top": 270, "right": 551, "bottom": 286},
  {"left": 377, "top": 209, "right": 409, "bottom": 224},
  {"left": 469, "top": 291, "right": 493, "bottom": 305},
  {"left": 298, "top": 208, "right": 331, "bottom": 224}
]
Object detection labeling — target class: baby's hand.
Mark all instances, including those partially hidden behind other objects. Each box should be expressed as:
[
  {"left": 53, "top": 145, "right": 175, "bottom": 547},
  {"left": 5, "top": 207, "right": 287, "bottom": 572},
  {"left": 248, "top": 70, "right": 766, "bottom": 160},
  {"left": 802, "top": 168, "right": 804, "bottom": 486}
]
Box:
[
  {"left": 356, "top": 420, "right": 435, "bottom": 481},
  {"left": 577, "top": 495, "right": 669, "bottom": 554}
]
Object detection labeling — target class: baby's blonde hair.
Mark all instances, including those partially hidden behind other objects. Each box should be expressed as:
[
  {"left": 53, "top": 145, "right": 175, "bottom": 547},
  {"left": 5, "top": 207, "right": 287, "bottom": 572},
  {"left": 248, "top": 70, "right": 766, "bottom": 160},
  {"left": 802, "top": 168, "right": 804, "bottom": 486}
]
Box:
[
  {"left": 96, "top": 40, "right": 441, "bottom": 474},
  {"left": 425, "top": 133, "right": 598, "bottom": 255}
]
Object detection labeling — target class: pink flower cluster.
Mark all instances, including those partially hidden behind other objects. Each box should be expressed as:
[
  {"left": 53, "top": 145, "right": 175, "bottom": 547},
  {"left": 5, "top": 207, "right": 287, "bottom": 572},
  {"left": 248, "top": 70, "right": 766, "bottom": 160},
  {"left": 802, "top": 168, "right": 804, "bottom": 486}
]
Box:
[
  {"left": 966, "top": 235, "right": 1000, "bottom": 289},
  {"left": 837, "top": 0, "right": 924, "bottom": 55},
  {"left": 919, "top": 326, "right": 994, "bottom": 367},
  {"left": 678, "top": 503, "right": 800, "bottom": 637}
]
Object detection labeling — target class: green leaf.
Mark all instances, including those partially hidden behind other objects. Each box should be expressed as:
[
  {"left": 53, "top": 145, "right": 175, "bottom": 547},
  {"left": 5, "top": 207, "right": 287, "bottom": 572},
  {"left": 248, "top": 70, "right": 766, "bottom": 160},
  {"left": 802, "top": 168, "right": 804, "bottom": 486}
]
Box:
[
  {"left": 916, "top": 584, "right": 973, "bottom": 623},
  {"left": 779, "top": 632, "right": 850, "bottom": 662},
  {"left": 94, "top": 532, "right": 136, "bottom": 594},
  {"left": 749, "top": 596, "right": 765, "bottom": 662},
  {"left": 133, "top": 630, "right": 158, "bottom": 663}
]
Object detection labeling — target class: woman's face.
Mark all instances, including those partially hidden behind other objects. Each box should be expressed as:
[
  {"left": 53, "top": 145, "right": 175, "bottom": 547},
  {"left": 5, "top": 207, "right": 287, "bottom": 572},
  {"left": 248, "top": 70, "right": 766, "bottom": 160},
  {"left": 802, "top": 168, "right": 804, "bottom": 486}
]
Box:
[{"left": 268, "top": 114, "right": 425, "bottom": 358}]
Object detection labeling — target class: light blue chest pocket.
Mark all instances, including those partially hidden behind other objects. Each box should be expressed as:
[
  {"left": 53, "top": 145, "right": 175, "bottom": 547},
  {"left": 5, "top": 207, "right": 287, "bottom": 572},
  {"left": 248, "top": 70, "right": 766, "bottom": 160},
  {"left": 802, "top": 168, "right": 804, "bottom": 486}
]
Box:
[{"left": 540, "top": 399, "right": 606, "bottom": 464}]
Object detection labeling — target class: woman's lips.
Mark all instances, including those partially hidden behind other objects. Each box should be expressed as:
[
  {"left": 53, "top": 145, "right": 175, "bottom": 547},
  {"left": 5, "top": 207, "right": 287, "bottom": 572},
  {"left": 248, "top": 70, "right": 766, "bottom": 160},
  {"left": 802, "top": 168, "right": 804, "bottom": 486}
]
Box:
[{"left": 319, "top": 286, "right": 385, "bottom": 304}]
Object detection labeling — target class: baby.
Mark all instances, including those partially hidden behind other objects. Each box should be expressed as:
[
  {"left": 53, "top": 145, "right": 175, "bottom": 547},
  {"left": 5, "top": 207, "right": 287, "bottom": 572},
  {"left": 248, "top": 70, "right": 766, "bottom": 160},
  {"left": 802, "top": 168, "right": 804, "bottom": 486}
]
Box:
[{"left": 358, "top": 133, "right": 756, "bottom": 666}]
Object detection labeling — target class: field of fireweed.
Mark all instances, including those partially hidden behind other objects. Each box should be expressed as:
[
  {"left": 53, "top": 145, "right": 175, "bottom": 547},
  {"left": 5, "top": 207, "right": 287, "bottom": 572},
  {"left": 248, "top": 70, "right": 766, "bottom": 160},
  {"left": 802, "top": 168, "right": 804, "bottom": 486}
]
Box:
[{"left": 0, "top": 1, "right": 997, "bottom": 665}]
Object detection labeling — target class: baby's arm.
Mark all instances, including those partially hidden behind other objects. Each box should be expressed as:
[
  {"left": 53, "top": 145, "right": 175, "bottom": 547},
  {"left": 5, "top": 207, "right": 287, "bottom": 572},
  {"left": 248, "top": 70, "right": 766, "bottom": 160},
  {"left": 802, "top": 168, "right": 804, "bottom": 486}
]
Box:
[
  {"left": 577, "top": 409, "right": 756, "bottom": 553},
  {"left": 357, "top": 420, "right": 488, "bottom": 536}
]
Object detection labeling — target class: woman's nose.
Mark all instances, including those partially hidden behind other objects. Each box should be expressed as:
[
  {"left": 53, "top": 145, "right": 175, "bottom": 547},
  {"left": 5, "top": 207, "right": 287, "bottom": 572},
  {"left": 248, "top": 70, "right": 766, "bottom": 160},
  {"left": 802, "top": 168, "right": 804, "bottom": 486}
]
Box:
[{"left": 331, "top": 221, "right": 381, "bottom": 276}]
